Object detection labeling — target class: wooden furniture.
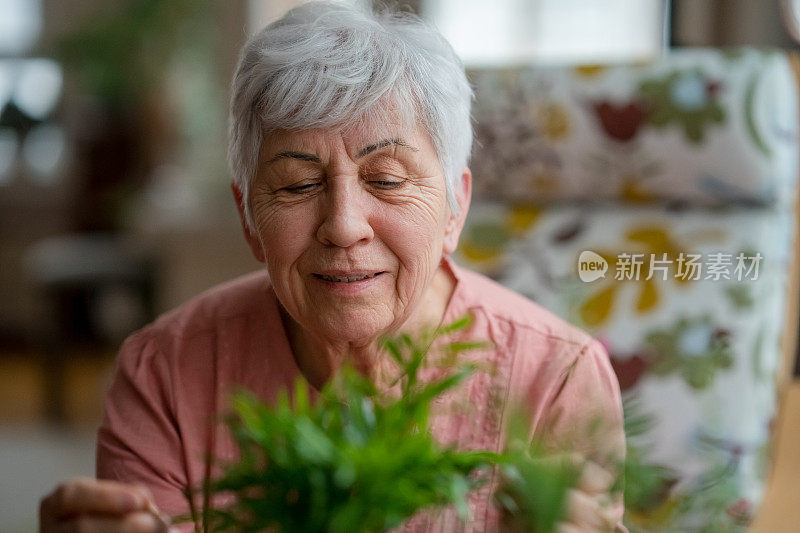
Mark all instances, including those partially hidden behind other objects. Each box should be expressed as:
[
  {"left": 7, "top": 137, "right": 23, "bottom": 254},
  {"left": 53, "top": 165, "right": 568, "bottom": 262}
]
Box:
[{"left": 750, "top": 381, "right": 800, "bottom": 532}]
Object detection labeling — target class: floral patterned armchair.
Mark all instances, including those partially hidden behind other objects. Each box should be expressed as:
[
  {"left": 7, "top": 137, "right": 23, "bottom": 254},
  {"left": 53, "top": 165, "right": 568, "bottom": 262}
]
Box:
[{"left": 456, "top": 48, "right": 800, "bottom": 532}]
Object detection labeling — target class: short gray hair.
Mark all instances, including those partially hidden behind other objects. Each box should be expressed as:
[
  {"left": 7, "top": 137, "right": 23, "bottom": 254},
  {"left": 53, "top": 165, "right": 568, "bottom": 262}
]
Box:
[{"left": 228, "top": 1, "right": 473, "bottom": 226}]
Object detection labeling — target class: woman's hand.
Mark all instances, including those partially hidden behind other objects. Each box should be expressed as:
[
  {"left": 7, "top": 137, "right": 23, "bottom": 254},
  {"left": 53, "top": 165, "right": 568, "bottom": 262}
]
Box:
[
  {"left": 40, "top": 477, "right": 172, "bottom": 533},
  {"left": 499, "top": 453, "right": 620, "bottom": 533},
  {"left": 558, "top": 458, "right": 619, "bottom": 532}
]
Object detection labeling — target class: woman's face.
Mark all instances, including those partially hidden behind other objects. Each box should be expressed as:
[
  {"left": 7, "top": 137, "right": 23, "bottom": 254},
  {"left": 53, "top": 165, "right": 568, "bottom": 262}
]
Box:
[{"left": 237, "top": 121, "right": 469, "bottom": 345}]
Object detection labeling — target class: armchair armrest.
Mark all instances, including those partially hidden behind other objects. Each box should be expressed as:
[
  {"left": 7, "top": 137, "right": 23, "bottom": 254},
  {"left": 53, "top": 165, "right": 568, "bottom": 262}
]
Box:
[{"left": 750, "top": 381, "right": 800, "bottom": 532}]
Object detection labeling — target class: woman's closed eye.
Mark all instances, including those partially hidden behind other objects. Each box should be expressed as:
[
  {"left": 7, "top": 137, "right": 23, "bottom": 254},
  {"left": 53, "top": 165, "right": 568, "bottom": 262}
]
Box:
[
  {"left": 284, "top": 181, "right": 322, "bottom": 194},
  {"left": 277, "top": 174, "right": 407, "bottom": 194},
  {"left": 367, "top": 176, "right": 405, "bottom": 190}
]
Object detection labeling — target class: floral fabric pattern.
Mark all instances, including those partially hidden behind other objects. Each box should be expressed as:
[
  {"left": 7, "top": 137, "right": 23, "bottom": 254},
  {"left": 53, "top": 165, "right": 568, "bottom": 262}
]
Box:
[
  {"left": 639, "top": 69, "right": 726, "bottom": 144},
  {"left": 469, "top": 48, "right": 798, "bottom": 207},
  {"left": 455, "top": 202, "right": 794, "bottom": 531},
  {"left": 463, "top": 48, "right": 799, "bottom": 531}
]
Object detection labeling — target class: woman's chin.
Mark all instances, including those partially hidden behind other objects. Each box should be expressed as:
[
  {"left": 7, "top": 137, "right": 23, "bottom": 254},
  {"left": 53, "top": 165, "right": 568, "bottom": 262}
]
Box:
[{"left": 311, "top": 312, "right": 396, "bottom": 347}]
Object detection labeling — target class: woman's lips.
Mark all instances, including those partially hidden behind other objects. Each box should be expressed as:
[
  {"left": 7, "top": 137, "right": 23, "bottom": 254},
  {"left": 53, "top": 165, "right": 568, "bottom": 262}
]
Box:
[
  {"left": 312, "top": 271, "right": 384, "bottom": 283},
  {"left": 310, "top": 271, "right": 386, "bottom": 295}
]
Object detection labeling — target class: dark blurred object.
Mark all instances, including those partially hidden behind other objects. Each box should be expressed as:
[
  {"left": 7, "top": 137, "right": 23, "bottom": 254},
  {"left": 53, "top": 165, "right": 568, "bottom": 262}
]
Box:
[
  {"left": 672, "top": 0, "right": 796, "bottom": 47},
  {"left": 24, "top": 234, "right": 156, "bottom": 423},
  {"left": 69, "top": 102, "right": 148, "bottom": 232}
]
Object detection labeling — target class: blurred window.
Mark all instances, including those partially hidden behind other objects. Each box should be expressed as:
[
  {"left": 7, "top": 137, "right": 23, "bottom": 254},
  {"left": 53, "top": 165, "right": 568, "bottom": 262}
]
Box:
[
  {"left": 421, "top": 0, "right": 668, "bottom": 66},
  {"left": 0, "top": 0, "right": 42, "bottom": 55},
  {"left": 0, "top": 0, "right": 64, "bottom": 186}
]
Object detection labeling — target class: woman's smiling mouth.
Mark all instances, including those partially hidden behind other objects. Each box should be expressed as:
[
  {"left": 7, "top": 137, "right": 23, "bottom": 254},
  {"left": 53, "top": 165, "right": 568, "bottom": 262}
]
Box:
[{"left": 312, "top": 271, "right": 385, "bottom": 283}]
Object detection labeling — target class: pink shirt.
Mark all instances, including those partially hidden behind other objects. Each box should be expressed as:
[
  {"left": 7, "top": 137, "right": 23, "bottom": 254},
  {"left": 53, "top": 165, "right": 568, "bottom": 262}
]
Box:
[{"left": 96, "top": 258, "right": 626, "bottom": 532}]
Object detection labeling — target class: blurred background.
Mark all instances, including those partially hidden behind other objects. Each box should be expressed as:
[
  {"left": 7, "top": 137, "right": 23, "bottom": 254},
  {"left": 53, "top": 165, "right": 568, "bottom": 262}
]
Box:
[{"left": 0, "top": 0, "right": 797, "bottom": 531}]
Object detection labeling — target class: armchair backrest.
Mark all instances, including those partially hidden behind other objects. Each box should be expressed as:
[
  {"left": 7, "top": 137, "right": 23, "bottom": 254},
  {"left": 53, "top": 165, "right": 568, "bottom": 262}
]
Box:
[
  {"left": 460, "top": 47, "right": 800, "bottom": 532},
  {"left": 469, "top": 48, "right": 798, "bottom": 208}
]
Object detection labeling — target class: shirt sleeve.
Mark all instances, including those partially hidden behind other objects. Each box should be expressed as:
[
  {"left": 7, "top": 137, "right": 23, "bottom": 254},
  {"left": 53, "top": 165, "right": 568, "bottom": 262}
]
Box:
[
  {"left": 95, "top": 329, "right": 192, "bottom": 520},
  {"left": 535, "top": 338, "right": 628, "bottom": 533}
]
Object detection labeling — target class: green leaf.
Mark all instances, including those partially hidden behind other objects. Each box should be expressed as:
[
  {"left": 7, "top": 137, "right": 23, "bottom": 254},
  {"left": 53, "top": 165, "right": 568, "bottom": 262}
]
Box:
[
  {"left": 294, "top": 417, "right": 335, "bottom": 464},
  {"left": 438, "top": 313, "right": 474, "bottom": 334}
]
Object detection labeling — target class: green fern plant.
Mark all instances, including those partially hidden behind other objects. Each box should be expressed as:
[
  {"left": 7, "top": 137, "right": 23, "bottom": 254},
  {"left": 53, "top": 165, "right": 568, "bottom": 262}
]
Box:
[
  {"left": 179, "top": 316, "right": 635, "bottom": 532},
  {"left": 182, "top": 316, "right": 507, "bottom": 532}
]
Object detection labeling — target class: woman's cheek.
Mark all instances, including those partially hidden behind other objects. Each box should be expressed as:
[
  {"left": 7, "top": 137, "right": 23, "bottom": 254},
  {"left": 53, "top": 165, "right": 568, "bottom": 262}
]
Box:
[
  {"left": 256, "top": 201, "right": 315, "bottom": 254},
  {"left": 392, "top": 233, "right": 440, "bottom": 292}
]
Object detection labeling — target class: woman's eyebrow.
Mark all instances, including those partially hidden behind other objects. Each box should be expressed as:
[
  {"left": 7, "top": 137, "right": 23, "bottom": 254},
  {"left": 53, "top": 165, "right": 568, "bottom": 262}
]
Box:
[
  {"left": 265, "top": 138, "right": 418, "bottom": 164},
  {"left": 266, "top": 151, "right": 322, "bottom": 164},
  {"left": 357, "top": 138, "right": 418, "bottom": 158}
]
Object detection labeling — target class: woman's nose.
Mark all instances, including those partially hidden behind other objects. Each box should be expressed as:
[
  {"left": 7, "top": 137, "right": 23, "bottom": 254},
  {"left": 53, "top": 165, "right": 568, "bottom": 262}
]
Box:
[{"left": 315, "top": 180, "right": 374, "bottom": 248}]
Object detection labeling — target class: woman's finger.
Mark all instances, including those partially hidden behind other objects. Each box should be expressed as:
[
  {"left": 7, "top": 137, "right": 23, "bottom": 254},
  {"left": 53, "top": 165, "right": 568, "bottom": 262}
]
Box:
[
  {"left": 56, "top": 511, "right": 170, "bottom": 533},
  {"left": 576, "top": 459, "right": 615, "bottom": 495},
  {"left": 542, "top": 452, "right": 613, "bottom": 488},
  {"left": 41, "top": 477, "right": 152, "bottom": 518},
  {"left": 556, "top": 522, "right": 584, "bottom": 533},
  {"left": 565, "top": 489, "right": 618, "bottom": 531}
]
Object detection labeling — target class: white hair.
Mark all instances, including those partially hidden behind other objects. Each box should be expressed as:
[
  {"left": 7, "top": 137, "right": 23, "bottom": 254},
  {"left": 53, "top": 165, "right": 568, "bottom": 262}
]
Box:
[{"left": 228, "top": 0, "right": 473, "bottom": 227}]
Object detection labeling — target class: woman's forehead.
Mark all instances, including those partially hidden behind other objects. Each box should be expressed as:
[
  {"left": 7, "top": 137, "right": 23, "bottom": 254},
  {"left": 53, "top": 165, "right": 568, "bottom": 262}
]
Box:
[{"left": 261, "top": 121, "right": 435, "bottom": 160}]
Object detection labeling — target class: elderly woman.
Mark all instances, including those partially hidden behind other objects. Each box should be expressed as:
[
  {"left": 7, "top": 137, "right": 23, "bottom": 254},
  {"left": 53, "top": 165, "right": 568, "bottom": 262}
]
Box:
[{"left": 40, "top": 2, "right": 625, "bottom": 532}]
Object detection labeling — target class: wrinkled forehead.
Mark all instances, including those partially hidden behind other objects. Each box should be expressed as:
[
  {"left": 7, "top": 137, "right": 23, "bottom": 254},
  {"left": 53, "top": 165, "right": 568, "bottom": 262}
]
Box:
[
  {"left": 260, "top": 104, "right": 436, "bottom": 160},
  {"left": 261, "top": 92, "right": 424, "bottom": 145}
]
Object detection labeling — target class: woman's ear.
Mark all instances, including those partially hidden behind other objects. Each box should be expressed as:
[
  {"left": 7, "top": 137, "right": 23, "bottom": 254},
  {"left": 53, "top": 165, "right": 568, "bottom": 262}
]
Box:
[
  {"left": 443, "top": 167, "right": 472, "bottom": 255},
  {"left": 231, "top": 183, "right": 267, "bottom": 264}
]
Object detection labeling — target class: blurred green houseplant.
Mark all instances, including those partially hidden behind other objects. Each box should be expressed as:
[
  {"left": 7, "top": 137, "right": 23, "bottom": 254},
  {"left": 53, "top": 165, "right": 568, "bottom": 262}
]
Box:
[
  {"left": 54, "top": 0, "right": 214, "bottom": 106},
  {"left": 180, "top": 316, "right": 587, "bottom": 532},
  {"left": 179, "top": 316, "right": 743, "bottom": 532},
  {"left": 53, "top": 0, "right": 229, "bottom": 229}
]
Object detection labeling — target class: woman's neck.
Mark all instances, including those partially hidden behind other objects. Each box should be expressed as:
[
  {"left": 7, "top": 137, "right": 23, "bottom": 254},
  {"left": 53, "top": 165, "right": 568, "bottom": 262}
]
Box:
[{"left": 281, "top": 262, "right": 457, "bottom": 392}]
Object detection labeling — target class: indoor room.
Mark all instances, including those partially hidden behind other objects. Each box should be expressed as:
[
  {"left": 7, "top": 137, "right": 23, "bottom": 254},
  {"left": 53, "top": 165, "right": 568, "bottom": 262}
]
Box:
[{"left": 1, "top": 1, "right": 799, "bottom": 531}]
